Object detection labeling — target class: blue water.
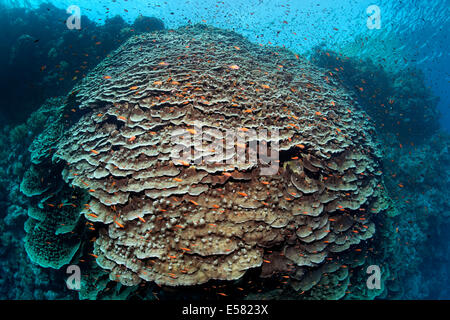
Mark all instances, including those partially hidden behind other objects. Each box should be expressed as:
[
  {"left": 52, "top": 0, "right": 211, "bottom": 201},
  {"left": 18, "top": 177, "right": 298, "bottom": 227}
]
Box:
[
  {"left": 8, "top": 0, "right": 448, "bottom": 129},
  {"left": 0, "top": 0, "right": 448, "bottom": 300}
]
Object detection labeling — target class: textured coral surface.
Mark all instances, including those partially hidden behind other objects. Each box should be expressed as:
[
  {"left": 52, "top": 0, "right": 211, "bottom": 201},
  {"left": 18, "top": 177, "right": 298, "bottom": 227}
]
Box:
[{"left": 46, "top": 25, "right": 388, "bottom": 290}]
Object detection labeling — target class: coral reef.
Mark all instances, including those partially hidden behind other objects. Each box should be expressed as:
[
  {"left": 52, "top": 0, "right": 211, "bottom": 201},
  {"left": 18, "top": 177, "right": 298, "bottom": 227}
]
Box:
[
  {"left": 0, "top": 98, "right": 77, "bottom": 299},
  {"left": 0, "top": 5, "right": 447, "bottom": 300},
  {"left": 29, "top": 24, "right": 390, "bottom": 296},
  {"left": 310, "top": 47, "right": 440, "bottom": 143},
  {"left": 133, "top": 15, "right": 165, "bottom": 33},
  {"left": 310, "top": 46, "right": 450, "bottom": 299},
  {"left": 16, "top": 97, "right": 81, "bottom": 268}
]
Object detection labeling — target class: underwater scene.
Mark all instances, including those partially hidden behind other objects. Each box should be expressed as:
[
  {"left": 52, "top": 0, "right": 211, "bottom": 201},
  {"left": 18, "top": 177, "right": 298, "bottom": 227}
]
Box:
[{"left": 0, "top": 0, "right": 448, "bottom": 302}]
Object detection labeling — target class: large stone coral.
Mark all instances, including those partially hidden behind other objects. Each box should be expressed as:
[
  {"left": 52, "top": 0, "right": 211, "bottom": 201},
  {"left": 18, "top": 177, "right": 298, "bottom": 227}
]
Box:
[
  {"left": 20, "top": 98, "right": 88, "bottom": 269},
  {"left": 52, "top": 25, "right": 388, "bottom": 290}
]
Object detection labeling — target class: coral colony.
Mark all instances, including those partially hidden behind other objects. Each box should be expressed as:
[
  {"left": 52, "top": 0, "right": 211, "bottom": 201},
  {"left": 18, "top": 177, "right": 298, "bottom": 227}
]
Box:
[
  {"left": 22, "top": 26, "right": 388, "bottom": 297},
  {"left": 0, "top": 2, "right": 448, "bottom": 301}
]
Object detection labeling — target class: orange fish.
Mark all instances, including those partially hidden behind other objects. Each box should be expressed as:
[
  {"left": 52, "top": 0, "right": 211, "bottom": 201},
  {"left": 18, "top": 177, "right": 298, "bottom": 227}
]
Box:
[
  {"left": 177, "top": 160, "right": 190, "bottom": 166},
  {"left": 114, "top": 220, "right": 124, "bottom": 228}
]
